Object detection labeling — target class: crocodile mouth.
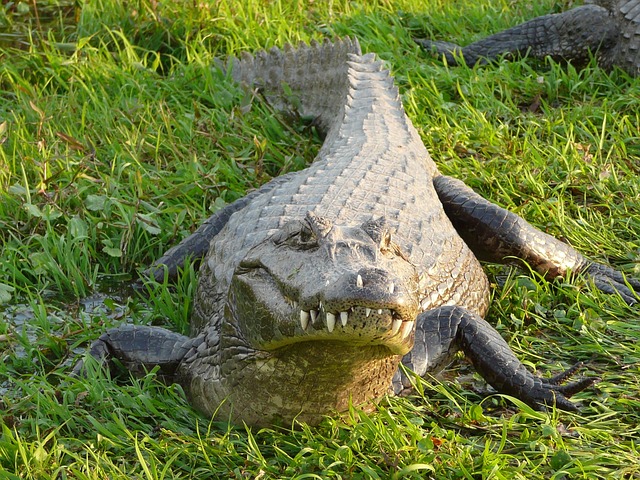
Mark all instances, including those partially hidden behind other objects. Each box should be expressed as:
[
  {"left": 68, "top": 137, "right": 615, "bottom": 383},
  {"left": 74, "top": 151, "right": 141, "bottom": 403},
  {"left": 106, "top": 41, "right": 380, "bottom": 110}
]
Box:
[
  {"left": 284, "top": 296, "right": 417, "bottom": 355},
  {"left": 292, "top": 300, "right": 414, "bottom": 339},
  {"left": 232, "top": 264, "right": 419, "bottom": 355}
]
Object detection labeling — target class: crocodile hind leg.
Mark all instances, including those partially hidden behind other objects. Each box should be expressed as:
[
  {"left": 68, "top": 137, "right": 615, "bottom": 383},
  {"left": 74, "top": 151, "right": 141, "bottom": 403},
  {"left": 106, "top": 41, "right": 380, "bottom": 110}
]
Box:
[
  {"left": 434, "top": 174, "right": 640, "bottom": 304},
  {"left": 393, "top": 306, "right": 594, "bottom": 411},
  {"left": 73, "top": 325, "right": 194, "bottom": 382},
  {"left": 415, "top": 5, "right": 617, "bottom": 67}
]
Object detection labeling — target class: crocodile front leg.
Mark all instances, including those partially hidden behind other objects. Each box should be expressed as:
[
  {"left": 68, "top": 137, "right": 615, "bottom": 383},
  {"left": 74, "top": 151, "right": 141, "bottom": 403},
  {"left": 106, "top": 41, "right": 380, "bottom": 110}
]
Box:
[
  {"left": 434, "top": 175, "right": 640, "bottom": 304},
  {"left": 394, "top": 306, "right": 594, "bottom": 411},
  {"left": 415, "top": 5, "right": 617, "bottom": 67},
  {"left": 73, "top": 325, "right": 194, "bottom": 382}
]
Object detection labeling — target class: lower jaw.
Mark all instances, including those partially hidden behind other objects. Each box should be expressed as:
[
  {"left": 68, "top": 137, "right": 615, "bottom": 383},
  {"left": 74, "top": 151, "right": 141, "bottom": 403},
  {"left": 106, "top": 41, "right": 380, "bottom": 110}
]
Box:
[{"left": 190, "top": 342, "right": 403, "bottom": 427}]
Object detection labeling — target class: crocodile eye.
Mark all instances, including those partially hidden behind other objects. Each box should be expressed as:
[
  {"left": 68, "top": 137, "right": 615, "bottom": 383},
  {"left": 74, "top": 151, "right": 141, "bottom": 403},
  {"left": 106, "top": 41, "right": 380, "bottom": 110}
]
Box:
[
  {"left": 286, "top": 223, "right": 318, "bottom": 250},
  {"left": 271, "top": 229, "right": 291, "bottom": 246},
  {"left": 271, "top": 221, "right": 299, "bottom": 246},
  {"left": 272, "top": 221, "right": 318, "bottom": 249},
  {"left": 298, "top": 225, "right": 315, "bottom": 245}
]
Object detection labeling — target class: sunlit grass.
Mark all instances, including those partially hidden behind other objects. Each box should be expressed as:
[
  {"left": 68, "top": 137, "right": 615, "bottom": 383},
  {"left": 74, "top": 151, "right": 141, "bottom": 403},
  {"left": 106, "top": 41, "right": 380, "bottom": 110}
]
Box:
[{"left": 1, "top": 0, "right": 640, "bottom": 477}]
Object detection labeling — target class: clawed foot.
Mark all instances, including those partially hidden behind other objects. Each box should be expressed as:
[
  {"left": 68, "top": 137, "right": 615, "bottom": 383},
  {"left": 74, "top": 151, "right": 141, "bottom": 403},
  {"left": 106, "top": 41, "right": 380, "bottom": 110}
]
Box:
[
  {"left": 530, "top": 362, "right": 598, "bottom": 412},
  {"left": 585, "top": 263, "right": 640, "bottom": 305},
  {"left": 71, "top": 335, "right": 112, "bottom": 377}
]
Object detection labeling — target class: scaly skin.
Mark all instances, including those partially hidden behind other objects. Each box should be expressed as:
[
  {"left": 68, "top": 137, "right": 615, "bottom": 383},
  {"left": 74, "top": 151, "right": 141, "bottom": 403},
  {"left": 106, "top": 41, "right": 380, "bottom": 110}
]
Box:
[
  {"left": 75, "top": 38, "right": 640, "bottom": 427},
  {"left": 416, "top": 1, "right": 640, "bottom": 76}
]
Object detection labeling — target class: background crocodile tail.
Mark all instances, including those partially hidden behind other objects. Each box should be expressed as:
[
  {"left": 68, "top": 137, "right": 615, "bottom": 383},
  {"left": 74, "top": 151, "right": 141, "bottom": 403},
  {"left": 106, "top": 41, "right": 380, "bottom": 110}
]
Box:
[{"left": 223, "top": 37, "right": 364, "bottom": 136}]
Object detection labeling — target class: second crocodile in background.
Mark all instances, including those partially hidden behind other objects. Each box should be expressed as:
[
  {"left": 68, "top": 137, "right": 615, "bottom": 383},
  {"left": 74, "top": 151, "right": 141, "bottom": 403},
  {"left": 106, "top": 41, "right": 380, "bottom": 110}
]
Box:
[
  {"left": 417, "top": 1, "right": 640, "bottom": 76},
  {"left": 75, "top": 38, "right": 639, "bottom": 427}
]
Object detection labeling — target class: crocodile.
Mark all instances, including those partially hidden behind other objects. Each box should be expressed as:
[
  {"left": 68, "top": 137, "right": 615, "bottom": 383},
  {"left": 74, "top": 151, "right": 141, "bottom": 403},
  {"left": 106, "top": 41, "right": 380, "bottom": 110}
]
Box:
[
  {"left": 75, "top": 38, "right": 639, "bottom": 427},
  {"left": 416, "top": 1, "right": 640, "bottom": 76}
]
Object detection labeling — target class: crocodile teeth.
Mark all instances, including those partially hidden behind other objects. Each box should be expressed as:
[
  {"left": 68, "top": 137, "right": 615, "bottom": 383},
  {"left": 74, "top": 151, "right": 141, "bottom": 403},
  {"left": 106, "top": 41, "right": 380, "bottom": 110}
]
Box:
[
  {"left": 365, "top": 308, "right": 372, "bottom": 317},
  {"left": 310, "top": 309, "right": 318, "bottom": 323},
  {"left": 377, "top": 309, "right": 383, "bottom": 315},
  {"left": 340, "top": 311, "right": 349, "bottom": 326},
  {"left": 356, "top": 274, "right": 363, "bottom": 288},
  {"left": 400, "top": 321, "right": 415, "bottom": 340},
  {"left": 389, "top": 283, "right": 395, "bottom": 294},
  {"left": 326, "top": 312, "right": 336, "bottom": 332},
  {"left": 391, "top": 319, "right": 402, "bottom": 335},
  {"left": 300, "top": 310, "right": 310, "bottom": 330}
]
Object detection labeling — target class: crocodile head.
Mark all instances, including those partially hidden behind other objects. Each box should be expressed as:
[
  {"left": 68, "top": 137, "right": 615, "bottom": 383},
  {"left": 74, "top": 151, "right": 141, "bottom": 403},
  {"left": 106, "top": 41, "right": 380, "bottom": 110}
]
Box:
[
  {"left": 215, "top": 211, "right": 421, "bottom": 425},
  {"left": 230, "top": 211, "right": 421, "bottom": 354}
]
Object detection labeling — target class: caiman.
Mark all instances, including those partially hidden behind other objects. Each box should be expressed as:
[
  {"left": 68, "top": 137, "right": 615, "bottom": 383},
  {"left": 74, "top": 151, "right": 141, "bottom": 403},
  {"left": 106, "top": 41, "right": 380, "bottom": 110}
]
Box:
[
  {"left": 416, "top": 0, "right": 640, "bottom": 76},
  {"left": 75, "top": 38, "right": 639, "bottom": 427}
]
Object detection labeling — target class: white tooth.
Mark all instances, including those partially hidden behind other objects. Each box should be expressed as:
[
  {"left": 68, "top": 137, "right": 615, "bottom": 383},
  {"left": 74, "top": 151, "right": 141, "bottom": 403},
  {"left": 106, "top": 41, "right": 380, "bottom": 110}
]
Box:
[
  {"left": 365, "top": 308, "right": 372, "bottom": 317},
  {"left": 356, "top": 274, "right": 363, "bottom": 288},
  {"left": 400, "top": 321, "right": 415, "bottom": 340},
  {"left": 293, "top": 301, "right": 299, "bottom": 310},
  {"left": 389, "top": 283, "right": 395, "bottom": 294},
  {"left": 378, "top": 309, "right": 383, "bottom": 315},
  {"left": 319, "top": 301, "right": 323, "bottom": 311},
  {"left": 340, "top": 311, "right": 349, "bottom": 326},
  {"left": 300, "top": 310, "right": 310, "bottom": 330},
  {"left": 391, "top": 319, "right": 402, "bottom": 335},
  {"left": 310, "top": 309, "right": 318, "bottom": 323},
  {"left": 326, "top": 312, "right": 336, "bottom": 332}
]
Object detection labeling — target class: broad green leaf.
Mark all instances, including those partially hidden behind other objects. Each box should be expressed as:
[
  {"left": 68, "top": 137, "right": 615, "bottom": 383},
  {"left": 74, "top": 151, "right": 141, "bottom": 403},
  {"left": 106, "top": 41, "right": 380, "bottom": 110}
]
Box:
[
  {"left": 103, "top": 246, "right": 122, "bottom": 257},
  {"left": 24, "top": 203, "right": 42, "bottom": 218},
  {"left": 68, "top": 216, "right": 89, "bottom": 238},
  {"left": 0, "top": 283, "right": 14, "bottom": 304},
  {"left": 136, "top": 213, "right": 161, "bottom": 235},
  {"left": 86, "top": 194, "right": 108, "bottom": 211}
]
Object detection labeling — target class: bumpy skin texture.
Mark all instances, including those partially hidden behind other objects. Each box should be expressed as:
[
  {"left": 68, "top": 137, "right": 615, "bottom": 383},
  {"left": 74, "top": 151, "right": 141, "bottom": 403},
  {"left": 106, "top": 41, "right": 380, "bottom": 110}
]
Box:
[
  {"left": 416, "top": 1, "right": 640, "bottom": 76},
  {"left": 76, "top": 38, "right": 639, "bottom": 427}
]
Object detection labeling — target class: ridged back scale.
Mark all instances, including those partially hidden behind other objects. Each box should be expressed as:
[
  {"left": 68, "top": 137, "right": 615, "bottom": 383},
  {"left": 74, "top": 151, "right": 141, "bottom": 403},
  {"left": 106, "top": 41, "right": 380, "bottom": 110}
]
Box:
[{"left": 610, "top": 0, "right": 640, "bottom": 74}]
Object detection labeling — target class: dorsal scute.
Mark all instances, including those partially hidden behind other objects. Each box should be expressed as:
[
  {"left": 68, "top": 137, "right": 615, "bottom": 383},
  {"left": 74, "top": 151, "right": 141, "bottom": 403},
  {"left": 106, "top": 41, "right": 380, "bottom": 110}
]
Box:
[
  {"left": 226, "top": 37, "right": 365, "bottom": 135},
  {"left": 589, "top": 0, "right": 618, "bottom": 13},
  {"left": 621, "top": 0, "right": 640, "bottom": 19}
]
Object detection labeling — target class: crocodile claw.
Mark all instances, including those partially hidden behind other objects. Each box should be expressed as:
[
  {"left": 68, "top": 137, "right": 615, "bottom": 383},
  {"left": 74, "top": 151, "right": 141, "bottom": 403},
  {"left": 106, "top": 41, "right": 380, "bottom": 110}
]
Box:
[
  {"left": 585, "top": 262, "right": 640, "bottom": 305},
  {"left": 546, "top": 361, "right": 586, "bottom": 385},
  {"left": 530, "top": 362, "right": 598, "bottom": 412}
]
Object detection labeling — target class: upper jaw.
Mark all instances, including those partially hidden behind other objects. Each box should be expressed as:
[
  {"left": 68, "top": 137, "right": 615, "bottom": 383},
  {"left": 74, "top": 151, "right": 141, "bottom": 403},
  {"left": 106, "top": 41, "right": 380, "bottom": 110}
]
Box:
[{"left": 267, "top": 271, "right": 420, "bottom": 355}]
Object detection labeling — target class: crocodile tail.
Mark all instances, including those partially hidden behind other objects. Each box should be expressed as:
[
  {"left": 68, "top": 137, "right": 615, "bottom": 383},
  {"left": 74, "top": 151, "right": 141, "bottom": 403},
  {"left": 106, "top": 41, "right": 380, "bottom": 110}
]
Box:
[
  {"left": 613, "top": 0, "right": 640, "bottom": 75},
  {"left": 224, "top": 37, "right": 362, "bottom": 136}
]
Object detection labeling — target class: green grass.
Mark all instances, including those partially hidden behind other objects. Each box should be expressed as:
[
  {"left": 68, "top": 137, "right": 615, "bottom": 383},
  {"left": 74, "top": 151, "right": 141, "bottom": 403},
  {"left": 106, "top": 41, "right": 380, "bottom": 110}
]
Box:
[{"left": 2, "top": 0, "right": 640, "bottom": 477}]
